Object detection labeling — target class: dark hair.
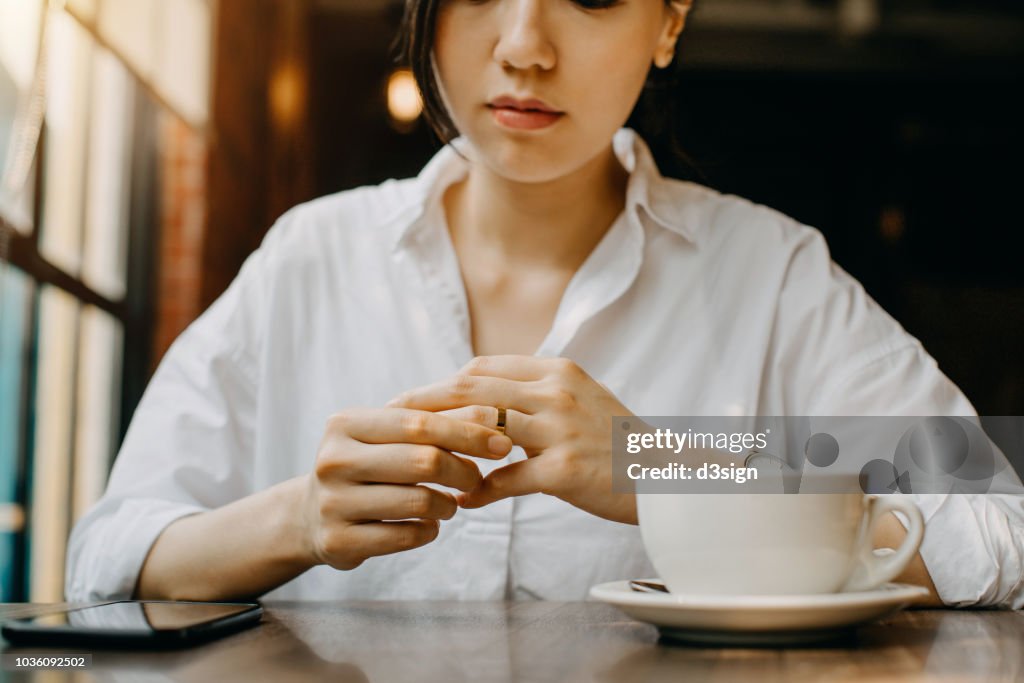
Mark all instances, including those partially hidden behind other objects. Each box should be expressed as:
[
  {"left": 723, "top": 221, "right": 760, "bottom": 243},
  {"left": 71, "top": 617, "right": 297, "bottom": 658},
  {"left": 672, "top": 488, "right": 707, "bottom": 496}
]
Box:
[{"left": 392, "top": 0, "right": 701, "bottom": 181}]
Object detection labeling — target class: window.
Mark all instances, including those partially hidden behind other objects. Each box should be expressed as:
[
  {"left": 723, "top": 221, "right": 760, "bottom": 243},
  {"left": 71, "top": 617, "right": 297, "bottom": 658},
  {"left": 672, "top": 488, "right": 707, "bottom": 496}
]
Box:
[{"left": 0, "top": 0, "right": 208, "bottom": 602}]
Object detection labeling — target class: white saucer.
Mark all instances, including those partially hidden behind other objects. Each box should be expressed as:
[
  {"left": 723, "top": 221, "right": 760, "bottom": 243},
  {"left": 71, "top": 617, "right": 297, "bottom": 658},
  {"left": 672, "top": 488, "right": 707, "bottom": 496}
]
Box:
[{"left": 590, "top": 580, "right": 931, "bottom": 646}]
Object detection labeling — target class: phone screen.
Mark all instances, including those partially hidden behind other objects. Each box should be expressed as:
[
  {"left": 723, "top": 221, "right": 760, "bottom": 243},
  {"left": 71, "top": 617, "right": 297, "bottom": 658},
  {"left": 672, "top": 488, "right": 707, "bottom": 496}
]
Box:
[{"left": 21, "top": 602, "right": 257, "bottom": 633}]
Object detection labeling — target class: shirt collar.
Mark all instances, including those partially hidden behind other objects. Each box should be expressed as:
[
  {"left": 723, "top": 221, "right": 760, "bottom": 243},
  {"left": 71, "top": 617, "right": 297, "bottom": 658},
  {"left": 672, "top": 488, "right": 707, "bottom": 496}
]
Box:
[
  {"left": 390, "top": 127, "right": 703, "bottom": 254},
  {"left": 612, "top": 127, "right": 703, "bottom": 244}
]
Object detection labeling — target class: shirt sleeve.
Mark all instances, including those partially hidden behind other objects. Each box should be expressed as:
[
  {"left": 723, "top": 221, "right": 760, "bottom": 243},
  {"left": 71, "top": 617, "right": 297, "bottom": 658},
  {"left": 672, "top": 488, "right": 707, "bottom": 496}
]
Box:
[
  {"left": 64, "top": 219, "right": 282, "bottom": 602},
  {"left": 817, "top": 348, "right": 1024, "bottom": 609},
  {"left": 772, "top": 227, "right": 1024, "bottom": 609}
]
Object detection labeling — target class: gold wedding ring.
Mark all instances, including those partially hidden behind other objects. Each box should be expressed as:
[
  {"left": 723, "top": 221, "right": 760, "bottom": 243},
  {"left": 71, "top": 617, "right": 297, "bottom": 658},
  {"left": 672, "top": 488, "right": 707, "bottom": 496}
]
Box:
[{"left": 495, "top": 407, "right": 507, "bottom": 435}]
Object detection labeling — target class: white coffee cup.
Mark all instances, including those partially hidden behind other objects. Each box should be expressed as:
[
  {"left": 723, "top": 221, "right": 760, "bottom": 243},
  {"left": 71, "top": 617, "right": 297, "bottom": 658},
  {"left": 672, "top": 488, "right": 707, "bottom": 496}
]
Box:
[{"left": 637, "top": 492, "right": 924, "bottom": 596}]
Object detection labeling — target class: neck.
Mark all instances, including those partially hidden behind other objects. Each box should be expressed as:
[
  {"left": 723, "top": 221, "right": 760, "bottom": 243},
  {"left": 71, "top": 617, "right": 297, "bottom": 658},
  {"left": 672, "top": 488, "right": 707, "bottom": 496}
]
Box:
[{"left": 443, "top": 144, "right": 630, "bottom": 272}]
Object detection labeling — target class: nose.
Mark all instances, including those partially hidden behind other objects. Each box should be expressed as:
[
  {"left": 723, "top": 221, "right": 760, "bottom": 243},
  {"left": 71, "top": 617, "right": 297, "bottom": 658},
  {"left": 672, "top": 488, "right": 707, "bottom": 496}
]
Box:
[{"left": 492, "top": 0, "right": 557, "bottom": 72}]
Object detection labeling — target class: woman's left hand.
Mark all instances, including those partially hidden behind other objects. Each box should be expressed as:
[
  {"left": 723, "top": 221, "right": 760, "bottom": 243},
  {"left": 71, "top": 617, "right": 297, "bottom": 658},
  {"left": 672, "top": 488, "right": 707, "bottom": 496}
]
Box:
[{"left": 387, "top": 356, "right": 637, "bottom": 525}]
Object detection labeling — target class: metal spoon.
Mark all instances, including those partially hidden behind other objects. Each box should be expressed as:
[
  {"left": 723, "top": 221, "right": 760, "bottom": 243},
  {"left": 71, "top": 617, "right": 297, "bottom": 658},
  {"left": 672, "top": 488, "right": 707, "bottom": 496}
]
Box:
[{"left": 628, "top": 579, "right": 669, "bottom": 594}]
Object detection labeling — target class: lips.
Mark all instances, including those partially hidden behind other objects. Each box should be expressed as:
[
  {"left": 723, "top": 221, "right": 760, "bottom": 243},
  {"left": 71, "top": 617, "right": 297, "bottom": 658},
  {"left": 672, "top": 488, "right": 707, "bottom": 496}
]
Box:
[
  {"left": 487, "top": 95, "right": 565, "bottom": 131},
  {"left": 488, "top": 95, "right": 563, "bottom": 114}
]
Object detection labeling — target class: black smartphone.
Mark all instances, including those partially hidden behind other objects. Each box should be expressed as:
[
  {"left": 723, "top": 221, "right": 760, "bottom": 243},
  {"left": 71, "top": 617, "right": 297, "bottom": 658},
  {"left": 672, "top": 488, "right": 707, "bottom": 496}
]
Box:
[{"left": 1, "top": 600, "right": 263, "bottom": 649}]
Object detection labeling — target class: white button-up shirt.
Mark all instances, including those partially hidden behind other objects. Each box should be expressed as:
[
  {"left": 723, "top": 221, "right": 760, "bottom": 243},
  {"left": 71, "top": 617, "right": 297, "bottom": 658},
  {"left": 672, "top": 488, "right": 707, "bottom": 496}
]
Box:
[{"left": 67, "top": 128, "right": 1024, "bottom": 607}]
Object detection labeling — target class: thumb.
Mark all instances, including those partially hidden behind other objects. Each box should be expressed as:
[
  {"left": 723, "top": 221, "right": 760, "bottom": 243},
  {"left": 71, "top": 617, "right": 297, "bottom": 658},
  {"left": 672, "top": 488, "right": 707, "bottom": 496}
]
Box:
[{"left": 458, "top": 458, "right": 547, "bottom": 508}]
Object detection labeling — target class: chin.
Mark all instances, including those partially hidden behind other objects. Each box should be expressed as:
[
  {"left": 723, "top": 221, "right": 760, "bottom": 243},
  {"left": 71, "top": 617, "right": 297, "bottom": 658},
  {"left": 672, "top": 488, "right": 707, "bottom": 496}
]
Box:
[{"left": 473, "top": 133, "right": 582, "bottom": 184}]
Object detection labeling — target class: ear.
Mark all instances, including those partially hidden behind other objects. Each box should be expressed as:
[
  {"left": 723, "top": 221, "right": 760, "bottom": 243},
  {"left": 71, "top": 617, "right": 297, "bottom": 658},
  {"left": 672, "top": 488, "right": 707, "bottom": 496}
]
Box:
[{"left": 654, "top": 0, "right": 693, "bottom": 69}]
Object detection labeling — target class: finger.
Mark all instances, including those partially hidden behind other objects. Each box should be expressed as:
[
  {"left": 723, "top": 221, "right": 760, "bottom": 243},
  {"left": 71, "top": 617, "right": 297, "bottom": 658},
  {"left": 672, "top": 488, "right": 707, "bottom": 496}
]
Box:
[
  {"left": 457, "top": 355, "right": 554, "bottom": 381},
  {"left": 460, "top": 356, "right": 589, "bottom": 384},
  {"left": 439, "top": 406, "right": 545, "bottom": 451},
  {"left": 458, "top": 458, "right": 550, "bottom": 508},
  {"left": 339, "top": 408, "right": 512, "bottom": 460},
  {"left": 340, "top": 444, "right": 485, "bottom": 492},
  {"left": 338, "top": 484, "right": 458, "bottom": 522},
  {"left": 438, "top": 405, "right": 499, "bottom": 428},
  {"left": 387, "top": 375, "right": 545, "bottom": 415},
  {"left": 346, "top": 520, "right": 441, "bottom": 559}
]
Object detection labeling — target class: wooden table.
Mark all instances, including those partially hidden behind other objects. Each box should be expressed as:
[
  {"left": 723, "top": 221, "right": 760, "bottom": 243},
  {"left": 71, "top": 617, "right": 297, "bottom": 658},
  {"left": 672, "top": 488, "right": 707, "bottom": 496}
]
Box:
[{"left": 2, "top": 602, "right": 1023, "bottom": 681}]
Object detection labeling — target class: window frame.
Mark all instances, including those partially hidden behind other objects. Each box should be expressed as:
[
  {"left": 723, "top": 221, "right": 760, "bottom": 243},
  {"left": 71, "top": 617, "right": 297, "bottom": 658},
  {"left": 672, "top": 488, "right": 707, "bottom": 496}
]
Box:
[{"left": 0, "top": 4, "right": 164, "bottom": 601}]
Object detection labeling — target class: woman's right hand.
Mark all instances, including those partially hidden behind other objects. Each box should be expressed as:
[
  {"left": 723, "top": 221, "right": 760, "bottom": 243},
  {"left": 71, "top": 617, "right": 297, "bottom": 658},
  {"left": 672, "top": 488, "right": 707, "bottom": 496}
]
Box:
[{"left": 301, "top": 407, "right": 513, "bottom": 571}]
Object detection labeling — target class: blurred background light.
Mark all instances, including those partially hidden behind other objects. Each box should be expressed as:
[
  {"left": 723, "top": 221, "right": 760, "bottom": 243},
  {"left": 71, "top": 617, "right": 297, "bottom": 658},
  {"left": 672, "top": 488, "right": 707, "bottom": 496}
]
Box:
[
  {"left": 387, "top": 67, "right": 422, "bottom": 127},
  {"left": 270, "top": 61, "right": 307, "bottom": 130}
]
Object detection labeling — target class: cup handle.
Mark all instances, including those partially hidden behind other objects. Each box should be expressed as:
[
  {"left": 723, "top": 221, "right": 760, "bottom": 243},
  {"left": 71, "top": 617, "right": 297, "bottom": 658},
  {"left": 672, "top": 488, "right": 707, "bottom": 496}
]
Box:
[{"left": 839, "top": 495, "right": 925, "bottom": 593}]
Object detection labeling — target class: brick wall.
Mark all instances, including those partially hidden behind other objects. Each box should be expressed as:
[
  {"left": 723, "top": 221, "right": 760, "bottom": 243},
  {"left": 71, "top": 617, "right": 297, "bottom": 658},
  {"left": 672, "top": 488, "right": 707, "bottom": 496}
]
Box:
[{"left": 152, "top": 113, "right": 207, "bottom": 366}]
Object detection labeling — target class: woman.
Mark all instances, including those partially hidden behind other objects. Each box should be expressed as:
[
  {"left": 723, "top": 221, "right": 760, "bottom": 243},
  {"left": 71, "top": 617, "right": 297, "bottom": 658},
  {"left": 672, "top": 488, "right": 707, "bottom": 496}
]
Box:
[{"left": 67, "top": 0, "right": 1023, "bottom": 607}]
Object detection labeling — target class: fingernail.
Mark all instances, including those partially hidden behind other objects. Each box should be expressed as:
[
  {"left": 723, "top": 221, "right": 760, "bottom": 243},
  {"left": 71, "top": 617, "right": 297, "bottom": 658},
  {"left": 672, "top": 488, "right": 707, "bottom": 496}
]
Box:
[{"left": 488, "top": 435, "right": 512, "bottom": 456}]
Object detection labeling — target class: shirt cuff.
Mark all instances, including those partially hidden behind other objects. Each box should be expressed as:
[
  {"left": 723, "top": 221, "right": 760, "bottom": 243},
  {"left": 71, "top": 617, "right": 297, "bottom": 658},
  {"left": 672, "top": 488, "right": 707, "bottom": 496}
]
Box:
[
  {"left": 895, "top": 493, "right": 1024, "bottom": 608},
  {"left": 66, "top": 498, "right": 206, "bottom": 602}
]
